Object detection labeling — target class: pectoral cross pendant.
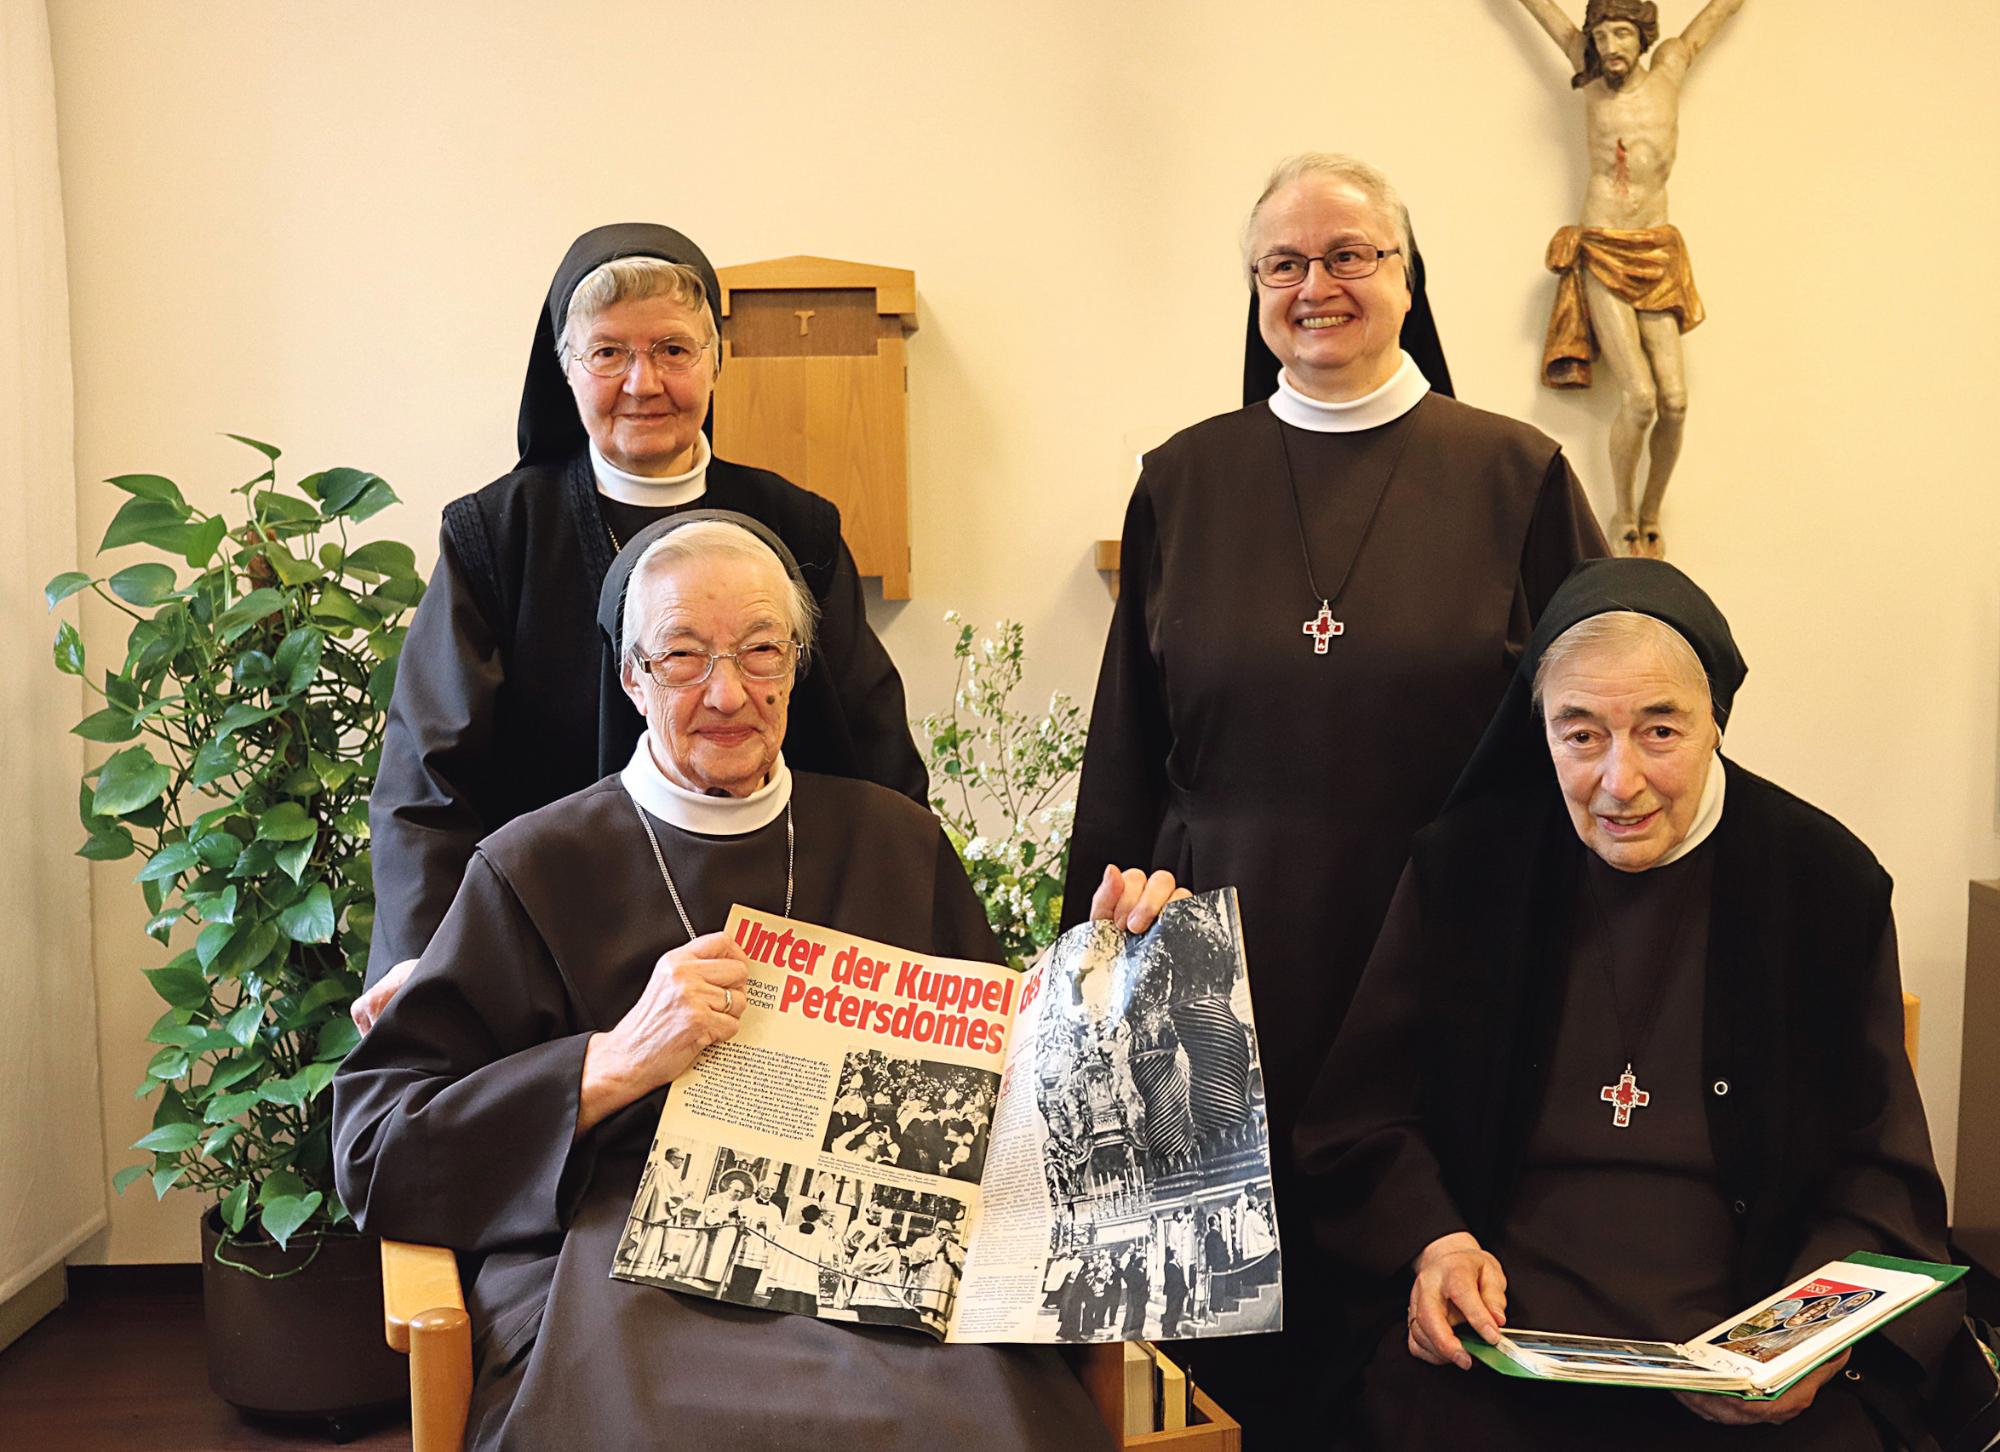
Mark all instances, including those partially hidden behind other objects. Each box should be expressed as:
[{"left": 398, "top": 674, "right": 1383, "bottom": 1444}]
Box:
[
  {"left": 1302, "top": 601, "right": 1344, "bottom": 654},
  {"left": 1599, "top": 1063, "right": 1651, "bottom": 1128}
]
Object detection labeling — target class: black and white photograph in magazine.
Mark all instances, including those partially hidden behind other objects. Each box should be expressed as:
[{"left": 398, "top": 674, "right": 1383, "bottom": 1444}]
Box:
[
  {"left": 1027, "top": 889, "right": 1281, "bottom": 1342},
  {"left": 821, "top": 1047, "right": 1001, "bottom": 1183},
  {"left": 614, "top": 1136, "right": 972, "bottom": 1337}
]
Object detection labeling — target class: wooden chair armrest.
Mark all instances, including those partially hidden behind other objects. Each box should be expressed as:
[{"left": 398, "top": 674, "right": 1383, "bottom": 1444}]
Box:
[
  {"left": 381, "top": 1239, "right": 471, "bottom": 1452},
  {"left": 382, "top": 1238, "right": 465, "bottom": 1349}
]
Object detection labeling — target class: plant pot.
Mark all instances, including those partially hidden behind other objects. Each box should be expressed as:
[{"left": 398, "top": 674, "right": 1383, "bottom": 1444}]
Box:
[{"left": 199, "top": 1208, "right": 408, "bottom": 1419}]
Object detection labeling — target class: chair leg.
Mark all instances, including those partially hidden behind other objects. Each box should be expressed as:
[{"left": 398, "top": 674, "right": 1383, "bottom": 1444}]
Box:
[{"left": 408, "top": 1307, "right": 471, "bottom": 1452}]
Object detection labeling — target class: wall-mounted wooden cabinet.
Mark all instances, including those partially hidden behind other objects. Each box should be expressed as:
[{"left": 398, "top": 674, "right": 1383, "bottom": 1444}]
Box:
[{"left": 712, "top": 256, "right": 917, "bottom": 598}]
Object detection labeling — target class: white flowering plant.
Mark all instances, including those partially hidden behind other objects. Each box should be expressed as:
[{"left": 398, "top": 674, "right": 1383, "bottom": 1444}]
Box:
[{"left": 917, "top": 614, "right": 1088, "bottom": 970}]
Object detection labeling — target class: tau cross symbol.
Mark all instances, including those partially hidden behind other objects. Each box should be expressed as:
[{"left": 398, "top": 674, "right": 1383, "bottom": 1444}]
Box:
[
  {"left": 793, "top": 309, "right": 816, "bottom": 336},
  {"left": 1302, "top": 602, "right": 1345, "bottom": 654},
  {"left": 1599, "top": 1063, "right": 1651, "bottom": 1128}
]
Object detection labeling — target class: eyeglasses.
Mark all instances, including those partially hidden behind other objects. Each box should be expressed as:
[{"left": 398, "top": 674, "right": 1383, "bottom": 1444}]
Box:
[
  {"left": 570, "top": 335, "right": 713, "bottom": 378},
  {"left": 1251, "top": 246, "right": 1402, "bottom": 287},
  {"left": 635, "top": 638, "right": 801, "bottom": 688}
]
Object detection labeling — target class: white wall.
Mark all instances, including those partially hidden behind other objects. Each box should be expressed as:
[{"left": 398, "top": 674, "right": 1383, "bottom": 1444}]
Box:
[{"left": 46, "top": 0, "right": 1998, "bottom": 1261}]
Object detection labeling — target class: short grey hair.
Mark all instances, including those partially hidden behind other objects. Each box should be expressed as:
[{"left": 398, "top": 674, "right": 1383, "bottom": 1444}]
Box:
[
  {"left": 1241, "top": 152, "right": 1414, "bottom": 287},
  {"left": 559, "top": 256, "right": 720, "bottom": 369},
  {"left": 1532, "top": 611, "right": 1714, "bottom": 722},
  {"left": 620, "top": 520, "right": 818, "bottom": 664}
]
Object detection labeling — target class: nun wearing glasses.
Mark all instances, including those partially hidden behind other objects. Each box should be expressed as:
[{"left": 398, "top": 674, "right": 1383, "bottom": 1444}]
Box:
[
  {"left": 334, "top": 514, "right": 1112, "bottom": 1451},
  {"left": 358, "top": 223, "right": 925, "bottom": 1028}
]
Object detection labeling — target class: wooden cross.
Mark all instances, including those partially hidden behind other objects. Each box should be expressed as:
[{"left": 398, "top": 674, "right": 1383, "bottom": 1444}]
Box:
[
  {"left": 793, "top": 309, "right": 816, "bottom": 336},
  {"left": 1302, "top": 602, "right": 1345, "bottom": 654},
  {"left": 1599, "top": 1063, "right": 1651, "bottom": 1128}
]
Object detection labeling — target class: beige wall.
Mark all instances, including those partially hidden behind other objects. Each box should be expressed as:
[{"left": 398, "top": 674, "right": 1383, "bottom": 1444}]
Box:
[{"left": 47, "top": 0, "right": 1998, "bottom": 1262}]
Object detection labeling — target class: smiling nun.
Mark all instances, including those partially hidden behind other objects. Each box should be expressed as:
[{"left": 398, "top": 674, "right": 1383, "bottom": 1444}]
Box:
[
  {"left": 360, "top": 223, "right": 925, "bottom": 1023},
  {"left": 1059, "top": 153, "right": 1607, "bottom": 1432},
  {"left": 1295, "top": 558, "right": 1960, "bottom": 1448},
  {"left": 335, "top": 514, "right": 1109, "bottom": 1451}
]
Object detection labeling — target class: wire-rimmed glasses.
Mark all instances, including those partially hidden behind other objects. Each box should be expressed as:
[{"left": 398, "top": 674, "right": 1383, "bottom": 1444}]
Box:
[
  {"left": 570, "top": 335, "right": 714, "bottom": 377},
  {"left": 634, "top": 638, "right": 802, "bottom": 688}
]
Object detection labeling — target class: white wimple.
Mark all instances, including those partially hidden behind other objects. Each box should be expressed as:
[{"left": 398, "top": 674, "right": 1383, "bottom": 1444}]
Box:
[
  {"left": 1651, "top": 752, "right": 1726, "bottom": 869},
  {"left": 1269, "top": 350, "right": 1430, "bottom": 433},
  {"left": 590, "top": 433, "right": 710, "bottom": 507},
  {"left": 620, "top": 733, "right": 791, "bottom": 837}
]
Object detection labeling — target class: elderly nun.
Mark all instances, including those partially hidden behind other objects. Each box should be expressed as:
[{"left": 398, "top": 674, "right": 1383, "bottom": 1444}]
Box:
[
  {"left": 334, "top": 514, "right": 1109, "bottom": 1451},
  {"left": 359, "top": 222, "right": 925, "bottom": 1028},
  {"left": 1295, "top": 559, "right": 1961, "bottom": 1449}
]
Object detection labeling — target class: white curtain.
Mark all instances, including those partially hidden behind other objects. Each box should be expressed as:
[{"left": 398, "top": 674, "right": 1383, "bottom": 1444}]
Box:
[{"left": 0, "top": 0, "right": 106, "bottom": 1305}]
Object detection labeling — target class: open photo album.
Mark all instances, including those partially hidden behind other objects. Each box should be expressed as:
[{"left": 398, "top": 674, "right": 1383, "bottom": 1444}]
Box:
[{"left": 1469, "top": 1253, "right": 1965, "bottom": 1399}]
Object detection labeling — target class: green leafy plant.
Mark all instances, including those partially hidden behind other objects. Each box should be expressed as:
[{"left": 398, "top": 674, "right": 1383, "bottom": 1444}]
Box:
[
  {"left": 45, "top": 435, "right": 424, "bottom": 1254},
  {"left": 916, "top": 614, "right": 1088, "bottom": 970}
]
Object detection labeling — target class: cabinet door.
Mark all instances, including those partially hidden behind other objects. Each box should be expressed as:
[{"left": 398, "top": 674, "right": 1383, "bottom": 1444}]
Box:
[{"left": 719, "top": 288, "right": 910, "bottom": 597}]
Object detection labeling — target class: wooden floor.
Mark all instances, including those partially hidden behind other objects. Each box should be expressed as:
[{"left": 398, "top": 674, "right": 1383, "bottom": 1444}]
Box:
[{"left": 0, "top": 1269, "right": 410, "bottom": 1451}]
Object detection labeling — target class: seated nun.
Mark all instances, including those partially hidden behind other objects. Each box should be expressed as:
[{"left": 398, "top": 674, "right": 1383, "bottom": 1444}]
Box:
[
  {"left": 333, "top": 513, "right": 1110, "bottom": 1452},
  {"left": 1294, "top": 559, "right": 1961, "bottom": 1450}
]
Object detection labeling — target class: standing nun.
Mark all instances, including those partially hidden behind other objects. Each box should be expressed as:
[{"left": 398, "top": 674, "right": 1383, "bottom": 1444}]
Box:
[
  {"left": 360, "top": 223, "right": 925, "bottom": 1022},
  {"left": 1061, "top": 152, "right": 1606, "bottom": 1432}
]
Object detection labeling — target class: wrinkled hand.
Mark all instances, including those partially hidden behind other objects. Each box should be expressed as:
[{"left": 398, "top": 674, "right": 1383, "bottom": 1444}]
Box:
[
  {"left": 1087, "top": 864, "right": 1192, "bottom": 936},
  {"left": 1408, "top": 1231, "right": 1508, "bottom": 1371},
  {"left": 1673, "top": 1349, "right": 1849, "bottom": 1426},
  {"left": 351, "top": 958, "right": 417, "bottom": 1033},
  {"left": 576, "top": 932, "right": 750, "bottom": 1136}
]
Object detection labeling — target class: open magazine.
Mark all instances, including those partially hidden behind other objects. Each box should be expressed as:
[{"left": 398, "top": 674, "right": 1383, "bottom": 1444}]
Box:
[
  {"left": 1470, "top": 1253, "right": 1964, "bottom": 1399},
  {"left": 611, "top": 888, "right": 1283, "bottom": 1344}
]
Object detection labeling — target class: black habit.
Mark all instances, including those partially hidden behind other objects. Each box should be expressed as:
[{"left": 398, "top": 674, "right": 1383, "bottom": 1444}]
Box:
[
  {"left": 367, "top": 223, "right": 925, "bottom": 978},
  {"left": 1059, "top": 379, "right": 1605, "bottom": 1424},
  {"left": 1293, "top": 561, "right": 1959, "bottom": 1449},
  {"left": 334, "top": 769, "right": 1110, "bottom": 1451}
]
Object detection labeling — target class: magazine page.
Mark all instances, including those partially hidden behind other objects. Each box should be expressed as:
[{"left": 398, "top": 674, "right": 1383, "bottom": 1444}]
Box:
[
  {"left": 611, "top": 906, "right": 1018, "bottom": 1340},
  {"left": 952, "top": 888, "right": 1284, "bottom": 1344}
]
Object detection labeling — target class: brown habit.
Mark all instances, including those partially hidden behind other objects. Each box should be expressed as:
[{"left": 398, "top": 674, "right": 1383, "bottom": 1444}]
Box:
[
  {"left": 334, "top": 771, "right": 1110, "bottom": 1451},
  {"left": 1299, "top": 801, "right": 1957, "bottom": 1448},
  {"left": 1060, "top": 391, "right": 1604, "bottom": 1419}
]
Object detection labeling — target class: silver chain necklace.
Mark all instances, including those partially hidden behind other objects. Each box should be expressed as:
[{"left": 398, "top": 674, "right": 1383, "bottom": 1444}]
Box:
[{"left": 626, "top": 788, "right": 795, "bottom": 941}]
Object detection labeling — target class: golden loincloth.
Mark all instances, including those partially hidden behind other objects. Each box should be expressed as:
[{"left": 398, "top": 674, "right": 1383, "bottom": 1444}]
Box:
[{"left": 1541, "top": 224, "right": 1705, "bottom": 389}]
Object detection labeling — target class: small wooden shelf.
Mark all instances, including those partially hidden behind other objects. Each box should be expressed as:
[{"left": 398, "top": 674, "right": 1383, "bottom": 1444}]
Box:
[{"left": 1074, "top": 1341, "right": 1241, "bottom": 1449}]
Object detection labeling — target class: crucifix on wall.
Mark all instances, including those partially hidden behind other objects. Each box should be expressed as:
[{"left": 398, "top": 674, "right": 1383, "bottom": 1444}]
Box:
[{"left": 1512, "top": 0, "right": 1747, "bottom": 559}]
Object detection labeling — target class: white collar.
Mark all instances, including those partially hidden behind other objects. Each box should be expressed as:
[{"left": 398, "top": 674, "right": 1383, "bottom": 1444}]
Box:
[
  {"left": 1268, "top": 351, "right": 1431, "bottom": 433},
  {"left": 619, "top": 732, "right": 791, "bottom": 836},
  {"left": 590, "top": 434, "right": 711, "bottom": 507},
  {"left": 1652, "top": 752, "right": 1727, "bottom": 868}
]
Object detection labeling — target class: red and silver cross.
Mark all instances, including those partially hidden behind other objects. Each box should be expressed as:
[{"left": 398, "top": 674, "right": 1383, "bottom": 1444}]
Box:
[
  {"left": 1302, "top": 602, "right": 1345, "bottom": 654},
  {"left": 1599, "top": 1063, "right": 1651, "bottom": 1128}
]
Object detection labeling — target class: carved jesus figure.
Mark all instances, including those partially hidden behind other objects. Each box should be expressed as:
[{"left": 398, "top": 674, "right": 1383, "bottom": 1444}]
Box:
[{"left": 1515, "top": 0, "right": 1746, "bottom": 557}]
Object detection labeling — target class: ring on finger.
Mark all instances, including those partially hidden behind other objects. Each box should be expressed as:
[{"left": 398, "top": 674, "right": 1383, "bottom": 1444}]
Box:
[{"left": 720, "top": 987, "right": 734, "bottom": 1015}]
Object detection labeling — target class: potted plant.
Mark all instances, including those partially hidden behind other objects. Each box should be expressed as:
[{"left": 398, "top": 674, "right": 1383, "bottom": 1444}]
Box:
[
  {"left": 46, "top": 435, "right": 424, "bottom": 1421},
  {"left": 916, "top": 614, "right": 1089, "bottom": 969}
]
